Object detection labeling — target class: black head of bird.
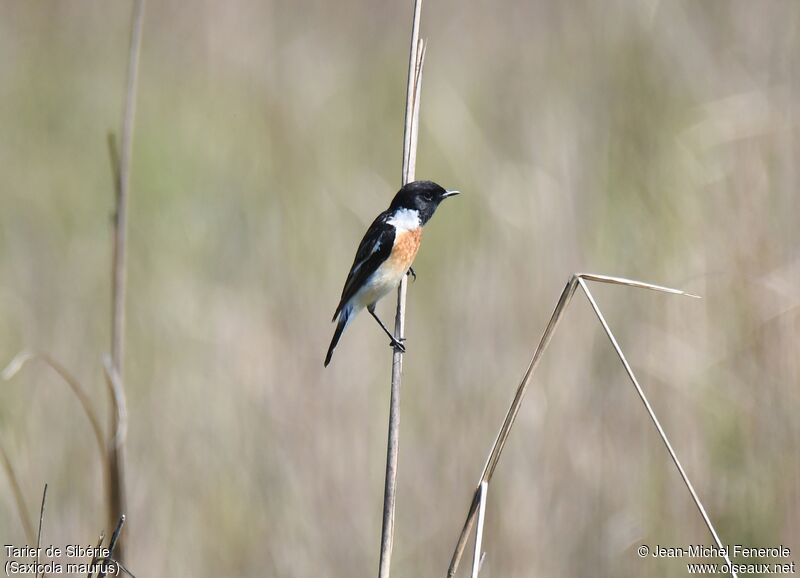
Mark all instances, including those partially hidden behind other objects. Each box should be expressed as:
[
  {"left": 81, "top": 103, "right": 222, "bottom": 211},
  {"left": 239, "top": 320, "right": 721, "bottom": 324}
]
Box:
[{"left": 389, "top": 180, "right": 460, "bottom": 225}]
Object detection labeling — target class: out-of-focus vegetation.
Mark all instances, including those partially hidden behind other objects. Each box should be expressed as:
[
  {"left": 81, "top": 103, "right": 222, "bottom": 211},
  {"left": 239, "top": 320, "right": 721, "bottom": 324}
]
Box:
[{"left": 1, "top": 1, "right": 798, "bottom": 576}]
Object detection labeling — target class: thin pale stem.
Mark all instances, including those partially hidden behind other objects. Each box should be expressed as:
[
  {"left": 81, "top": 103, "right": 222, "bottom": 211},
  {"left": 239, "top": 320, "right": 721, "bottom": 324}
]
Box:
[
  {"left": 576, "top": 272, "right": 701, "bottom": 298},
  {"left": 35, "top": 483, "right": 47, "bottom": 578},
  {"left": 401, "top": 0, "right": 424, "bottom": 186},
  {"left": 108, "top": 0, "right": 144, "bottom": 558},
  {"left": 470, "top": 482, "right": 488, "bottom": 578},
  {"left": 378, "top": 1, "right": 425, "bottom": 577},
  {"left": 111, "top": 0, "right": 144, "bottom": 373},
  {"left": 577, "top": 278, "right": 736, "bottom": 577}
]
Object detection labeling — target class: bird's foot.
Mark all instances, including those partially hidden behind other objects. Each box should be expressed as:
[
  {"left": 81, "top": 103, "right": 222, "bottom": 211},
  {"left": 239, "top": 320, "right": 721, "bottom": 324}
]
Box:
[
  {"left": 390, "top": 336, "right": 406, "bottom": 353},
  {"left": 407, "top": 267, "right": 416, "bottom": 282}
]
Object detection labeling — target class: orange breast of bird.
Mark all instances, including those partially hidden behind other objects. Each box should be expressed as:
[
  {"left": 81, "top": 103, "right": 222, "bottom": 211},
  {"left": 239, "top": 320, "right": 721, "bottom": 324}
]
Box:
[{"left": 386, "top": 228, "right": 423, "bottom": 275}]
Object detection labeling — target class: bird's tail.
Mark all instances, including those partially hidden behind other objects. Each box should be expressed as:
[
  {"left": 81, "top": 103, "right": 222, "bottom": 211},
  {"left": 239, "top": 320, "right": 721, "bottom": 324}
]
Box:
[{"left": 324, "top": 307, "right": 352, "bottom": 367}]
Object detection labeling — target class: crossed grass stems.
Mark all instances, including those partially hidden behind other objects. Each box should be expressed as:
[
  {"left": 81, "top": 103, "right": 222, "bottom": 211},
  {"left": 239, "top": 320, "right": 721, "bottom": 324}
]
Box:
[{"left": 447, "top": 272, "right": 738, "bottom": 578}]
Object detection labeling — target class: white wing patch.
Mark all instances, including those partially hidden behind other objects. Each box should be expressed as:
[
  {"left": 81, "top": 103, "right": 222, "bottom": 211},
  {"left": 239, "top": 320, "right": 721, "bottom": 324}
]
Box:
[
  {"left": 387, "top": 208, "right": 420, "bottom": 232},
  {"left": 351, "top": 238, "right": 381, "bottom": 276}
]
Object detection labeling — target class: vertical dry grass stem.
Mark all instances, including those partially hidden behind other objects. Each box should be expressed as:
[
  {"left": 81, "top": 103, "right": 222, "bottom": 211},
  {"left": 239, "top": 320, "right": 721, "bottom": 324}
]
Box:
[
  {"left": 400, "top": 0, "right": 424, "bottom": 186},
  {"left": 378, "top": 1, "right": 425, "bottom": 577},
  {"left": 0, "top": 442, "right": 34, "bottom": 543},
  {"left": 448, "top": 273, "right": 733, "bottom": 577},
  {"left": 107, "top": 0, "right": 145, "bottom": 558},
  {"left": 35, "top": 483, "right": 47, "bottom": 578},
  {"left": 111, "top": 0, "right": 144, "bottom": 373}
]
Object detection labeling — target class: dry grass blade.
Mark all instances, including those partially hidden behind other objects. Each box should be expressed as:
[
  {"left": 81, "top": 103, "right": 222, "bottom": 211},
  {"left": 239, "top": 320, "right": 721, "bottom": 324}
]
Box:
[
  {"left": 470, "top": 481, "right": 488, "bottom": 578},
  {"left": 577, "top": 278, "right": 737, "bottom": 577},
  {"left": 378, "top": 1, "right": 425, "bottom": 577},
  {"left": 0, "top": 441, "right": 35, "bottom": 543},
  {"left": 112, "top": 560, "right": 137, "bottom": 578},
  {"left": 448, "top": 273, "right": 704, "bottom": 577},
  {"left": 87, "top": 531, "right": 105, "bottom": 578},
  {"left": 576, "top": 272, "right": 701, "bottom": 298},
  {"left": 35, "top": 483, "right": 47, "bottom": 578},
  {"left": 97, "top": 515, "right": 125, "bottom": 578},
  {"left": 2, "top": 351, "right": 106, "bottom": 466},
  {"left": 114, "top": 560, "right": 136, "bottom": 578}
]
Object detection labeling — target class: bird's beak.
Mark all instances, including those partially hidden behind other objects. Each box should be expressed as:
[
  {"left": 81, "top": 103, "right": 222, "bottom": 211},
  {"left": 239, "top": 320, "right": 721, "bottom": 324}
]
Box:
[{"left": 443, "top": 190, "right": 461, "bottom": 198}]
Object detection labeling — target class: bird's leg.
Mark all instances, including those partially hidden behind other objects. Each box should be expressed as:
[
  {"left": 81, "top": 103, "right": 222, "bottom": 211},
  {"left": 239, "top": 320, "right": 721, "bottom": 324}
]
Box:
[
  {"left": 368, "top": 307, "right": 406, "bottom": 353},
  {"left": 406, "top": 267, "right": 416, "bottom": 282}
]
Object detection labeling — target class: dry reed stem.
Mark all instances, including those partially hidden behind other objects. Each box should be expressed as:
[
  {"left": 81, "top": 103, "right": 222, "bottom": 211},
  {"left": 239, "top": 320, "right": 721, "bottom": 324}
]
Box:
[
  {"left": 107, "top": 0, "right": 145, "bottom": 557},
  {"left": 448, "top": 273, "right": 732, "bottom": 577},
  {"left": 111, "top": 0, "right": 144, "bottom": 373},
  {"left": 378, "top": 1, "right": 425, "bottom": 577}
]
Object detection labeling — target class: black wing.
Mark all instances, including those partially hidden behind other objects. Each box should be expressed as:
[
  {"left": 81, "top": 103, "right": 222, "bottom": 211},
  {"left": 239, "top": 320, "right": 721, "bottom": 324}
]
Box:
[{"left": 332, "top": 211, "right": 395, "bottom": 321}]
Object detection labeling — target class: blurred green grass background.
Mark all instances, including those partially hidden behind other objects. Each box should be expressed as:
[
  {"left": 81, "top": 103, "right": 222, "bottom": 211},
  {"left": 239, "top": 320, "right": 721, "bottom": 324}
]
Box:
[{"left": 1, "top": 1, "right": 798, "bottom": 576}]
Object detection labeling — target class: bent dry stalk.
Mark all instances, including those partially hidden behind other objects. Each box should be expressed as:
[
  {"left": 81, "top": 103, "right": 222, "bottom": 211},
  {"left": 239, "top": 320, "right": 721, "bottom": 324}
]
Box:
[{"left": 448, "top": 273, "right": 737, "bottom": 578}]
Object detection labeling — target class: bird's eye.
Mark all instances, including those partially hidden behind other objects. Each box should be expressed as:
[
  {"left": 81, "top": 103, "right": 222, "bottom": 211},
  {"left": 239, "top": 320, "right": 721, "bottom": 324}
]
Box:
[{"left": 424, "top": 192, "right": 433, "bottom": 201}]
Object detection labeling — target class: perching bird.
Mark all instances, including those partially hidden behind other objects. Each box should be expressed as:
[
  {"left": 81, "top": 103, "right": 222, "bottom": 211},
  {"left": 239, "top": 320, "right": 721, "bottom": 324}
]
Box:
[{"left": 324, "top": 180, "right": 459, "bottom": 366}]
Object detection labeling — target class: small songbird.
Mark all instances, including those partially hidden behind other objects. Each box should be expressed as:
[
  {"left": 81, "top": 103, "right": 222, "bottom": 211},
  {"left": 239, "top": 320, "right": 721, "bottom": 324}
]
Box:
[{"left": 324, "top": 180, "right": 460, "bottom": 367}]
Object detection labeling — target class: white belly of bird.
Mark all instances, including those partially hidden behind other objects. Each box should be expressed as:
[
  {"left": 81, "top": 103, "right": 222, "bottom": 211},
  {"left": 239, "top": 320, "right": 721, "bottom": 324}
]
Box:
[{"left": 352, "top": 262, "right": 406, "bottom": 310}]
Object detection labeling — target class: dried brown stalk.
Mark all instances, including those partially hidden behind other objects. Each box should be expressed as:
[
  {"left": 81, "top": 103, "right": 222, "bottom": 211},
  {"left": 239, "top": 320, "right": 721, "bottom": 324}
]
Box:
[
  {"left": 107, "top": 0, "right": 145, "bottom": 559},
  {"left": 378, "top": 2, "right": 426, "bottom": 577}
]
